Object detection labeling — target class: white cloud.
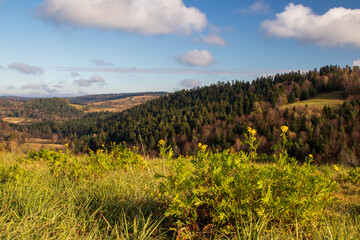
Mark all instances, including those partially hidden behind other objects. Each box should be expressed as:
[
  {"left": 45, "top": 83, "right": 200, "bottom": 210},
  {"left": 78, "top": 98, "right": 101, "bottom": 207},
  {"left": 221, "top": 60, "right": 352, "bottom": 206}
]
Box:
[
  {"left": 41, "top": 84, "right": 59, "bottom": 94},
  {"left": 236, "top": 0, "right": 270, "bottom": 14},
  {"left": 9, "top": 62, "right": 43, "bottom": 74},
  {"left": 7, "top": 86, "right": 16, "bottom": 90},
  {"left": 21, "top": 84, "right": 41, "bottom": 90},
  {"left": 92, "top": 59, "right": 113, "bottom": 66},
  {"left": 74, "top": 76, "right": 106, "bottom": 87},
  {"left": 37, "top": 0, "right": 207, "bottom": 35},
  {"left": 178, "top": 49, "right": 215, "bottom": 67},
  {"left": 354, "top": 59, "right": 360, "bottom": 67},
  {"left": 179, "top": 79, "right": 201, "bottom": 88},
  {"left": 261, "top": 3, "right": 360, "bottom": 48},
  {"left": 20, "top": 83, "right": 58, "bottom": 94},
  {"left": 198, "top": 34, "right": 226, "bottom": 46}
]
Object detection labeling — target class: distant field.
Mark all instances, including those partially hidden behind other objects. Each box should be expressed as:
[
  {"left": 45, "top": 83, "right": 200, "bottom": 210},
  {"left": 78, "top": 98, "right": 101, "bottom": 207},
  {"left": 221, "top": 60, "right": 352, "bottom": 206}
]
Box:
[
  {"left": 72, "top": 95, "right": 160, "bottom": 113},
  {"left": 283, "top": 91, "right": 345, "bottom": 109},
  {"left": 20, "top": 143, "right": 66, "bottom": 152},
  {"left": 2, "top": 117, "right": 36, "bottom": 124}
]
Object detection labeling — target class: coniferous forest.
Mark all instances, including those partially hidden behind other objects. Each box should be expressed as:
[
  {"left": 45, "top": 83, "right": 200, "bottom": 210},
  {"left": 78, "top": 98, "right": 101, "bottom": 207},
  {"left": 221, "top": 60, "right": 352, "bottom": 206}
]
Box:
[{"left": 10, "top": 65, "right": 360, "bottom": 165}]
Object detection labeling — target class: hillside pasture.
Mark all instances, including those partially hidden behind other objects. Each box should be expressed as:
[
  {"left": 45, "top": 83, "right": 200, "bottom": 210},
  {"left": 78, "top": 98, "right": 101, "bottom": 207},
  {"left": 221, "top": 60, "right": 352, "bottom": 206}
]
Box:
[
  {"left": 72, "top": 95, "right": 160, "bottom": 113},
  {"left": 283, "top": 91, "right": 344, "bottom": 109},
  {"left": 2, "top": 117, "right": 36, "bottom": 125},
  {"left": 20, "top": 143, "right": 66, "bottom": 152}
]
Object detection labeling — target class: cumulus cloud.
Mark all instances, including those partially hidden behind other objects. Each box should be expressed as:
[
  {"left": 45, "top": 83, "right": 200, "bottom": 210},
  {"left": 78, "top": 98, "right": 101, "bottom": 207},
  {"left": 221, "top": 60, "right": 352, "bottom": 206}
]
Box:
[
  {"left": 74, "top": 76, "right": 106, "bottom": 87},
  {"left": 354, "top": 59, "right": 360, "bottom": 67},
  {"left": 236, "top": 0, "right": 270, "bottom": 14},
  {"left": 37, "top": 0, "right": 207, "bottom": 35},
  {"left": 7, "top": 86, "right": 16, "bottom": 90},
  {"left": 261, "top": 3, "right": 360, "bottom": 48},
  {"left": 198, "top": 34, "right": 226, "bottom": 46},
  {"left": 92, "top": 59, "right": 113, "bottom": 66},
  {"left": 179, "top": 79, "right": 201, "bottom": 88},
  {"left": 178, "top": 49, "right": 215, "bottom": 67},
  {"left": 9, "top": 62, "right": 43, "bottom": 74},
  {"left": 53, "top": 84, "right": 63, "bottom": 88}
]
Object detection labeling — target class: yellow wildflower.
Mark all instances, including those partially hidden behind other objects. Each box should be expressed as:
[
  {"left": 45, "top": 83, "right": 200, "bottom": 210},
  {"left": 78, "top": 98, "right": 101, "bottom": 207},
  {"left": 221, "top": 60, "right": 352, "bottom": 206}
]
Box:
[
  {"left": 201, "top": 144, "right": 208, "bottom": 151},
  {"left": 281, "top": 125, "right": 288, "bottom": 133},
  {"left": 198, "top": 142, "right": 207, "bottom": 151},
  {"left": 158, "top": 139, "right": 165, "bottom": 147},
  {"left": 247, "top": 127, "right": 256, "bottom": 136},
  {"left": 308, "top": 154, "right": 313, "bottom": 159},
  {"left": 333, "top": 165, "right": 339, "bottom": 171}
]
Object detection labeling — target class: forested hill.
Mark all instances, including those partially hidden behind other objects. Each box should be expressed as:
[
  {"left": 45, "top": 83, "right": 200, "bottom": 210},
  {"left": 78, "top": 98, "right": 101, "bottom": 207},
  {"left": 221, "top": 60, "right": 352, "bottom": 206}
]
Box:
[
  {"left": 23, "top": 65, "right": 360, "bottom": 165},
  {"left": 8, "top": 98, "right": 84, "bottom": 121}
]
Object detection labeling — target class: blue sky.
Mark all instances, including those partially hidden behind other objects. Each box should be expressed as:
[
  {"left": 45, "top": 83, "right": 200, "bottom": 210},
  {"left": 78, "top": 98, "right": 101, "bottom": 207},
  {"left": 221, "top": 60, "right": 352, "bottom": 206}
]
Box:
[{"left": 0, "top": 0, "right": 360, "bottom": 97}]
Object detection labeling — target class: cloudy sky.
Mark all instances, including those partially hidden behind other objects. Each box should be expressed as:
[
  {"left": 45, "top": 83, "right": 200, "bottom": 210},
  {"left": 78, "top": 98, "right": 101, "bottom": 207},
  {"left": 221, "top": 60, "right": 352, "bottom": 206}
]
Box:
[{"left": 1, "top": 0, "right": 360, "bottom": 97}]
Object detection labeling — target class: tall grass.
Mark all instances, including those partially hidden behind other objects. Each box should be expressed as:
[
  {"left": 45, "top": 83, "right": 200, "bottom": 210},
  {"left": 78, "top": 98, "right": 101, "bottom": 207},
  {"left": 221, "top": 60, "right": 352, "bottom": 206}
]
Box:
[
  {"left": 0, "top": 152, "right": 165, "bottom": 239},
  {"left": 0, "top": 143, "right": 359, "bottom": 239}
]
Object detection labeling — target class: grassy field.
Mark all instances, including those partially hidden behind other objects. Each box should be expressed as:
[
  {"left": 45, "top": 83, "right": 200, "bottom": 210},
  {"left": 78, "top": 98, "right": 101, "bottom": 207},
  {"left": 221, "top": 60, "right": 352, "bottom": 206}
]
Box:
[
  {"left": 0, "top": 142, "right": 359, "bottom": 239},
  {"left": 283, "top": 91, "right": 345, "bottom": 109},
  {"left": 2, "top": 117, "right": 36, "bottom": 125},
  {"left": 20, "top": 143, "right": 66, "bottom": 152},
  {"left": 72, "top": 95, "right": 160, "bottom": 113}
]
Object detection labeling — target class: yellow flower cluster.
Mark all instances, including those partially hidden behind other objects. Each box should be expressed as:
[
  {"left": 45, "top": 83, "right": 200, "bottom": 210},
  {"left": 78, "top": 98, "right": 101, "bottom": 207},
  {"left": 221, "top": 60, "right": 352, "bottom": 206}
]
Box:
[
  {"left": 308, "top": 154, "right": 313, "bottom": 158},
  {"left": 281, "top": 125, "right": 288, "bottom": 133},
  {"left": 198, "top": 142, "right": 208, "bottom": 151},
  {"left": 158, "top": 139, "right": 165, "bottom": 147},
  {"left": 333, "top": 165, "right": 339, "bottom": 171},
  {"left": 247, "top": 127, "right": 256, "bottom": 136}
]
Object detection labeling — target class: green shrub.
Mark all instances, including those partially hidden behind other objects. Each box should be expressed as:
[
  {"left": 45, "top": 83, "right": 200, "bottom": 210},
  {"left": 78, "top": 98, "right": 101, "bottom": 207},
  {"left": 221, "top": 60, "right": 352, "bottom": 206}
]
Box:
[
  {"left": 25, "top": 143, "right": 147, "bottom": 180},
  {"left": 342, "top": 167, "right": 360, "bottom": 185},
  {"left": 0, "top": 164, "right": 26, "bottom": 183},
  {"left": 109, "top": 142, "right": 148, "bottom": 169},
  {"left": 156, "top": 127, "right": 337, "bottom": 237}
]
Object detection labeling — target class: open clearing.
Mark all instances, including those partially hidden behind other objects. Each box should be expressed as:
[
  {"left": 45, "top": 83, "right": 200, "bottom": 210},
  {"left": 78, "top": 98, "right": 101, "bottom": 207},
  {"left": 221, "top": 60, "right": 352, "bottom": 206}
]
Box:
[
  {"left": 71, "top": 95, "right": 160, "bottom": 113},
  {"left": 2, "top": 117, "right": 36, "bottom": 124},
  {"left": 283, "top": 91, "right": 345, "bottom": 109},
  {"left": 20, "top": 143, "right": 66, "bottom": 152}
]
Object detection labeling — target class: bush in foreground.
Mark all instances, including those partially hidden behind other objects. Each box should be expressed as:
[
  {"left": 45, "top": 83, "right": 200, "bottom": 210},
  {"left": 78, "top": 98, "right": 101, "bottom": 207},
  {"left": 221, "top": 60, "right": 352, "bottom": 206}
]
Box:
[{"left": 156, "top": 127, "right": 337, "bottom": 238}]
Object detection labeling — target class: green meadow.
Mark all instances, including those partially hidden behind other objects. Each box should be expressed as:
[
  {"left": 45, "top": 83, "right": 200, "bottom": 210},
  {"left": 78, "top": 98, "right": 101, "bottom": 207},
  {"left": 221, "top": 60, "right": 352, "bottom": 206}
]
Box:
[
  {"left": 0, "top": 130, "right": 359, "bottom": 239},
  {"left": 283, "top": 92, "right": 345, "bottom": 109}
]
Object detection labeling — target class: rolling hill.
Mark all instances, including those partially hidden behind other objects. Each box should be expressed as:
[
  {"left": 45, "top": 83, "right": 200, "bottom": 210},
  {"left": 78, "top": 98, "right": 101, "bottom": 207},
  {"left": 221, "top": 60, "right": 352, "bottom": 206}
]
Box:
[{"left": 17, "top": 65, "right": 360, "bottom": 165}]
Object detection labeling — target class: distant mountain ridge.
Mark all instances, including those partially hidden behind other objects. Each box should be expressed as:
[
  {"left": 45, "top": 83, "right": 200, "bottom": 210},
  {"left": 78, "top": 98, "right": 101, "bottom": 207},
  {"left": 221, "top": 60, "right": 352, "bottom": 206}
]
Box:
[{"left": 66, "top": 92, "right": 168, "bottom": 104}]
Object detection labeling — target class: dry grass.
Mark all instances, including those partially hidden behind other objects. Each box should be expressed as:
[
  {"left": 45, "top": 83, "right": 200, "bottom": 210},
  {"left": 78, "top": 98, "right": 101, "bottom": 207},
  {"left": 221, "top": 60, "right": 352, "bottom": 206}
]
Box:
[
  {"left": 2, "top": 117, "right": 36, "bottom": 124},
  {"left": 71, "top": 95, "right": 160, "bottom": 113},
  {"left": 20, "top": 143, "right": 66, "bottom": 152}
]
